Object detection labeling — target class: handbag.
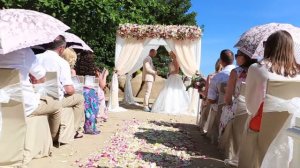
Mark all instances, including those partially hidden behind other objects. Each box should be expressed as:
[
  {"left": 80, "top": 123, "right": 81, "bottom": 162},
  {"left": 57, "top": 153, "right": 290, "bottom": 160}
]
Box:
[{"left": 249, "top": 102, "right": 264, "bottom": 132}]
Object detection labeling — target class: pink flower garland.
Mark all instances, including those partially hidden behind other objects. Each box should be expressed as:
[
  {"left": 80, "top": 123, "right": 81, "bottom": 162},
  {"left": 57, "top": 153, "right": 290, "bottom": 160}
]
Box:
[{"left": 117, "top": 24, "right": 202, "bottom": 40}]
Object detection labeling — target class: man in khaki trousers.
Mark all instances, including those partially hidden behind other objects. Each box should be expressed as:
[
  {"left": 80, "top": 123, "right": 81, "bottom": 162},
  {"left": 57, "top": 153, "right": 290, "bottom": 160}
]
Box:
[
  {"left": 37, "top": 35, "right": 85, "bottom": 139},
  {"left": 137, "top": 49, "right": 157, "bottom": 112}
]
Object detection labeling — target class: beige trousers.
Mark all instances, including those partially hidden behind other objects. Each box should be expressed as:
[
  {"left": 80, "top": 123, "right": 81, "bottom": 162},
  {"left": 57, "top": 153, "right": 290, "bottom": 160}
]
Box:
[
  {"left": 207, "top": 105, "right": 223, "bottom": 144},
  {"left": 143, "top": 81, "right": 153, "bottom": 107},
  {"left": 219, "top": 113, "right": 248, "bottom": 162},
  {"left": 198, "top": 103, "right": 210, "bottom": 130},
  {"left": 62, "top": 93, "right": 85, "bottom": 132},
  {"left": 30, "top": 96, "right": 62, "bottom": 140}
]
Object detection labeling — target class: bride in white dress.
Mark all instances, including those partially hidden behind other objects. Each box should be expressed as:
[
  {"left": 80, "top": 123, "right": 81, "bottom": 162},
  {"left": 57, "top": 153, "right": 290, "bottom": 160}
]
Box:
[{"left": 151, "top": 51, "right": 190, "bottom": 115}]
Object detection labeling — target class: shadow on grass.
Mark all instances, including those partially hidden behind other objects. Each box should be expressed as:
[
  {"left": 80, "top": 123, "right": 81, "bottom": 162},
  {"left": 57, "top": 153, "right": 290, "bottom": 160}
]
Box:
[
  {"left": 134, "top": 120, "right": 225, "bottom": 167},
  {"left": 134, "top": 128, "right": 195, "bottom": 152},
  {"left": 119, "top": 102, "right": 144, "bottom": 110},
  {"left": 135, "top": 151, "right": 225, "bottom": 168},
  {"left": 136, "top": 151, "right": 191, "bottom": 167}
]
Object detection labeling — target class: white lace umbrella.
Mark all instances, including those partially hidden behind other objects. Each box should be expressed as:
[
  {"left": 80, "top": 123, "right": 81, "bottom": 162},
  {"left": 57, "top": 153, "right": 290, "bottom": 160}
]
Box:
[
  {"left": 63, "top": 32, "right": 93, "bottom": 52},
  {"left": 234, "top": 23, "right": 300, "bottom": 62},
  {"left": 0, "top": 9, "right": 70, "bottom": 54}
]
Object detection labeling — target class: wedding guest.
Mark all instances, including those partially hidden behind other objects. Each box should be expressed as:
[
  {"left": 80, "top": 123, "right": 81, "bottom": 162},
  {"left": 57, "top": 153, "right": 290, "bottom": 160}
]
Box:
[
  {"left": 207, "top": 49, "right": 235, "bottom": 144},
  {"left": 219, "top": 50, "right": 257, "bottom": 166},
  {"left": 37, "top": 35, "right": 85, "bottom": 139},
  {"left": 61, "top": 47, "right": 77, "bottom": 76},
  {"left": 95, "top": 67, "right": 109, "bottom": 121},
  {"left": 198, "top": 58, "right": 222, "bottom": 133},
  {"left": 0, "top": 48, "right": 62, "bottom": 140},
  {"left": 239, "top": 30, "right": 300, "bottom": 168},
  {"left": 75, "top": 51, "right": 109, "bottom": 123},
  {"left": 75, "top": 50, "right": 96, "bottom": 76}
]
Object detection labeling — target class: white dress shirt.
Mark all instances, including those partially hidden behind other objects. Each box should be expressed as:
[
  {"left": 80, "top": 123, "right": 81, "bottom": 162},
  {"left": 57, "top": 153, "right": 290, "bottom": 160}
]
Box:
[
  {"left": 36, "top": 50, "right": 73, "bottom": 100},
  {"left": 207, "top": 64, "right": 236, "bottom": 102},
  {"left": 0, "top": 48, "right": 46, "bottom": 116}
]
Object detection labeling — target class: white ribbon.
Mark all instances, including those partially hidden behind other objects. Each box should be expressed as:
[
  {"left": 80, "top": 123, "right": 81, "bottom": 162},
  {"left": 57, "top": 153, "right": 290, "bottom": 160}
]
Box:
[
  {"left": 124, "top": 74, "right": 137, "bottom": 105},
  {"left": 0, "top": 83, "right": 23, "bottom": 138},
  {"left": 34, "top": 79, "right": 60, "bottom": 99},
  {"left": 108, "top": 73, "right": 127, "bottom": 112},
  {"left": 261, "top": 95, "right": 300, "bottom": 168}
]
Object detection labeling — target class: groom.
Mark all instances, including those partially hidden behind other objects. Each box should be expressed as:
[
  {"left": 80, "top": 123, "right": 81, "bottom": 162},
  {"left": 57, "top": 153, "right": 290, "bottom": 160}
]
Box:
[{"left": 137, "top": 49, "right": 157, "bottom": 112}]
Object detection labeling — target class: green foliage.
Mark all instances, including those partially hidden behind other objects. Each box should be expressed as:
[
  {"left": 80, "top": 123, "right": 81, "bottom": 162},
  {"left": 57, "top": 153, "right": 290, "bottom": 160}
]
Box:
[{"left": 1, "top": 0, "right": 198, "bottom": 78}]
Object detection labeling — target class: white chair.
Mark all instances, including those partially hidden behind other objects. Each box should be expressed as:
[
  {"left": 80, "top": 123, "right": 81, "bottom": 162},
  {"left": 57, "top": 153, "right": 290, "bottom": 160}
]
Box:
[
  {"left": 72, "top": 76, "right": 83, "bottom": 94},
  {"left": 258, "top": 80, "right": 300, "bottom": 166},
  {"left": 0, "top": 69, "right": 26, "bottom": 167},
  {"left": 78, "top": 75, "right": 85, "bottom": 84},
  {"left": 0, "top": 68, "right": 52, "bottom": 166},
  {"left": 34, "top": 72, "right": 60, "bottom": 99}
]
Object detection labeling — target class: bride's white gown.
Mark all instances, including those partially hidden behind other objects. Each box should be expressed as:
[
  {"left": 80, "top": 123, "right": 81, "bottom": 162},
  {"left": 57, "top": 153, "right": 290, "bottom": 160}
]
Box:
[{"left": 151, "top": 62, "right": 190, "bottom": 115}]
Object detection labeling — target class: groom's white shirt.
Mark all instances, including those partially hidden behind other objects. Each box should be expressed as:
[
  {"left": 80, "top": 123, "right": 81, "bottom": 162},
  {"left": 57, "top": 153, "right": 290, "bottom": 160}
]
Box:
[{"left": 142, "top": 56, "right": 156, "bottom": 82}]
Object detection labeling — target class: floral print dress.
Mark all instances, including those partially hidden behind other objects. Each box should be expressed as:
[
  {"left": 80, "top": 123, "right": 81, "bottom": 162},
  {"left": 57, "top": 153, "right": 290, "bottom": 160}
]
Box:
[
  {"left": 83, "top": 87, "right": 100, "bottom": 134},
  {"left": 219, "top": 66, "right": 248, "bottom": 137}
]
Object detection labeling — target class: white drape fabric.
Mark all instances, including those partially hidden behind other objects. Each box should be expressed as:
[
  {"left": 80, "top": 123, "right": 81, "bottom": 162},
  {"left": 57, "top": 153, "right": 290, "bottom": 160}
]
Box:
[
  {"left": 261, "top": 95, "right": 300, "bottom": 168},
  {"left": 165, "top": 39, "right": 201, "bottom": 115},
  {"left": 108, "top": 37, "right": 150, "bottom": 112},
  {"left": 115, "top": 38, "right": 151, "bottom": 74},
  {"left": 124, "top": 44, "right": 160, "bottom": 104},
  {"left": 0, "top": 83, "right": 23, "bottom": 137},
  {"left": 124, "top": 74, "right": 135, "bottom": 104},
  {"left": 165, "top": 39, "right": 200, "bottom": 77}
]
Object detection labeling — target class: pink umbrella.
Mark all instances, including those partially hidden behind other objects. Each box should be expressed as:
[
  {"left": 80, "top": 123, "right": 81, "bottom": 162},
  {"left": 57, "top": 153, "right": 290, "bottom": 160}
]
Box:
[
  {"left": 63, "top": 32, "right": 93, "bottom": 52},
  {"left": 0, "top": 9, "right": 69, "bottom": 54},
  {"left": 234, "top": 23, "right": 300, "bottom": 62}
]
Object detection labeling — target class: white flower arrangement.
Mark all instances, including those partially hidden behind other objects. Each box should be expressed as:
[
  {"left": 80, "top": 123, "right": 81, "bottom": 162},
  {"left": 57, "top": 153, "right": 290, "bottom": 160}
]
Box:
[{"left": 117, "top": 24, "right": 202, "bottom": 40}]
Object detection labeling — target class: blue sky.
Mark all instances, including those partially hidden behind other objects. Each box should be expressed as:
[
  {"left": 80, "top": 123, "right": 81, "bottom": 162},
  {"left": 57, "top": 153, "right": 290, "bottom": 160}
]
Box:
[{"left": 190, "top": 0, "right": 300, "bottom": 76}]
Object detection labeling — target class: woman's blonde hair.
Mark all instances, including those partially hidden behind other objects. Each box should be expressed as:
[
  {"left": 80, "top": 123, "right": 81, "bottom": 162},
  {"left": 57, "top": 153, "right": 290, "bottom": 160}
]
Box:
[
  {"left": 62, "top": 48, "right": 77, "bottom": 68},
  {"left": 264, "top": 30, "right": 300, "bottom": 77}
]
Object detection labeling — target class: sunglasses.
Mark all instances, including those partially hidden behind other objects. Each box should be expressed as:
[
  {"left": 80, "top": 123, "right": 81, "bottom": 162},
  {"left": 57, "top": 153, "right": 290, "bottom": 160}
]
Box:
[
  {"left": 263, "top": 41, "right": 266, "bottom": 48},
  {"left": 235, "top": 53, "right": 243, "bottom": 58}
]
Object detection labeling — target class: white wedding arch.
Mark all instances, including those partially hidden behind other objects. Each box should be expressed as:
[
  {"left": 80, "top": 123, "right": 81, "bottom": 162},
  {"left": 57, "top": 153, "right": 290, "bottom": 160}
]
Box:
[{"left": 108, "top": 24, "right": 203, "bottom": 115}]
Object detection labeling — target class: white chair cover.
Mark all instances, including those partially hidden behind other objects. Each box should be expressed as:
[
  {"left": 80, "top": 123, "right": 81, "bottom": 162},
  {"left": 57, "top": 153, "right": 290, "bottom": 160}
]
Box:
[{"left": 261, "top": 95, "right": 300, "bottom": 168}]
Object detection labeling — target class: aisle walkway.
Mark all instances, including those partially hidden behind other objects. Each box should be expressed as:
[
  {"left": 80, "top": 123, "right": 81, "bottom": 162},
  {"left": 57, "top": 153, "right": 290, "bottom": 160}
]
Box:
[{"left": 29, "top": 108, "right": 225, "bottom": 168}]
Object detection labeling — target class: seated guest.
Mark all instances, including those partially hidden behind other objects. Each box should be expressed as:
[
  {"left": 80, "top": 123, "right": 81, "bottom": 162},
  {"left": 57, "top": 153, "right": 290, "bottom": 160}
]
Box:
[
  {"left": 95, "top": 67, "right": 109, "bottom": 122},
  {"left": 75, "top": 51, "right": 109, "bottom": 122},
  {"left": 207, "top": 49, "right": 235, "bottom": 144},
  {"left": 239, "top": 30, "right": 300, "bottom": 168},
  {"left": 219, "top": 50, "right": 257, "bottom": 166},
  {"left": 199, "top": 58, "right": 222, "bottom": 134},
  {"left": 61, "top": 48, "right": 78, "bottom": 76},
  {"left": 0, "top": 48, "right": 62, "bottom": 140},
  {"left": 37, "top": 35, "right": 85, "bottom": 139}
]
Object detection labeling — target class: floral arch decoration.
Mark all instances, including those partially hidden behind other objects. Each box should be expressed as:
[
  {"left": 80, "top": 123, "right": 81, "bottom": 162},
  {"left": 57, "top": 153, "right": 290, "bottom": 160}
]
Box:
[
  {"left": 109, "top": 23, "right": 203, "bottom": 115},
  {"left": 117, "top": 24, "right": 202, "bottom": 40}
]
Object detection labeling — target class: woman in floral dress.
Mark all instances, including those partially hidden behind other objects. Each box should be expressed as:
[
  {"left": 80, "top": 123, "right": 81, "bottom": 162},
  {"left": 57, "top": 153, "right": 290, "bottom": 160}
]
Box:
[{"left": 219, "top": 50, "right": 256, "bottom": 166}]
